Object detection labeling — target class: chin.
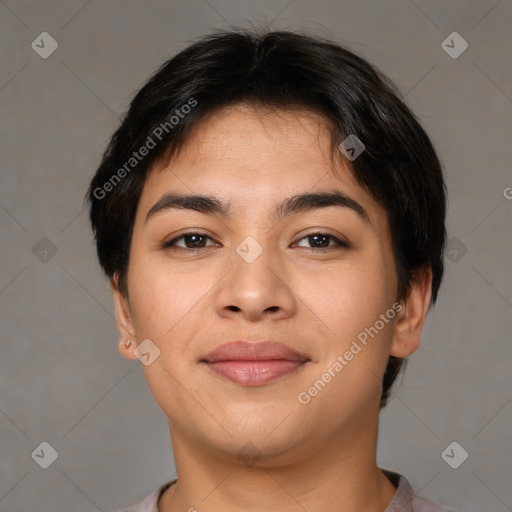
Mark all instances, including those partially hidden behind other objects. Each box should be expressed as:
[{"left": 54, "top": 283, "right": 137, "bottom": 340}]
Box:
[{"left": 210, "top": 431, "right": 310, "bottom": 468}]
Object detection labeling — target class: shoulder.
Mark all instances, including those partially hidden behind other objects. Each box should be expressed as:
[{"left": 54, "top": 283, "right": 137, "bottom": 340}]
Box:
[
  {"left": 114, "top": 479, "right": 176, "bottom": 512},
  {"left": 413, "top": 493, "right": 458, "bottom": 512},
  {"left": 382, "top": 469, "right": 457, "bottom": 512},
  {"left": 115, "top": 487, "right": 160, "bottom": 512}
]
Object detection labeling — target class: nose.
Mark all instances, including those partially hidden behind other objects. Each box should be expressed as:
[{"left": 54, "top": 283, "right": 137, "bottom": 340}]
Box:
[{"left": 214, "top": 240, "right": 297, "bottom": 323}]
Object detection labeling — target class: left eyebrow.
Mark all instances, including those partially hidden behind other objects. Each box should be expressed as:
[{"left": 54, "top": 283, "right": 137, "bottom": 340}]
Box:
[
  {"left": 276, "top": 190, "right": 370, "bottom": 224},
  {"left": 145, "top": 190, "right": 370, "bottom": 225}
]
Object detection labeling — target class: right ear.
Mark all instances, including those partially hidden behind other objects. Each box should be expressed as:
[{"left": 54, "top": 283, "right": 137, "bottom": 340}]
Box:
[{"left": 111, "top": 273, "right": 137, "bottom": 360}]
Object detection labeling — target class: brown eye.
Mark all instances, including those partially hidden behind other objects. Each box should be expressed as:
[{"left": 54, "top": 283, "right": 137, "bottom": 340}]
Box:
[
  {"left": 163, "top": 232, "right": 217, "bottom": 250},
  {"left": 294, "top": 233, "right": 350, "bottom": 250}
]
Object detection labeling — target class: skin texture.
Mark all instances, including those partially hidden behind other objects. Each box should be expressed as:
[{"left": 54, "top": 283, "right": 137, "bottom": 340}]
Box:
[{"left": 111, "top": 105, "right": 433, "bottom": 512}]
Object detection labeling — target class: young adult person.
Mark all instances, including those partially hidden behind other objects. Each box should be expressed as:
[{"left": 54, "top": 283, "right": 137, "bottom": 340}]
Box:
[{"left": 88, "top": 29, "right": 454, "bottom": 512}]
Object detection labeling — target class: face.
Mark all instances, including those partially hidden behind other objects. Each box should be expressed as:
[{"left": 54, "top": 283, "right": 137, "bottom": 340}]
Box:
[{"left": 112, "top": 105, "right": 430, "bottom": 465}]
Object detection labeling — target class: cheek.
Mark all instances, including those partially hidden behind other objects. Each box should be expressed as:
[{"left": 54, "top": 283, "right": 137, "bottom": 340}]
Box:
[
  {"left": 295, "top": 262, "right": 397, "bottom": 408},
  {"left": 126, "top": 253, "right": 217, "bottom": 340},
  {"left": 303, "top": 257, "right": 395, "bottom": 337}
]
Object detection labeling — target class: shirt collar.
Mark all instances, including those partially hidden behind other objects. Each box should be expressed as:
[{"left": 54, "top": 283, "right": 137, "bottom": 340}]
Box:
[
  {"left": 382, "top": 470, "right": 414, "bottom": 512},
  {"left": 154, "top": 471, "right": 415, "bottom": 512}
]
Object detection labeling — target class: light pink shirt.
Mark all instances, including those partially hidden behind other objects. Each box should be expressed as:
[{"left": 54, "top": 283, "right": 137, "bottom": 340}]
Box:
[{"left": 115, "top": 470, "right": 456, "bottom": 512}]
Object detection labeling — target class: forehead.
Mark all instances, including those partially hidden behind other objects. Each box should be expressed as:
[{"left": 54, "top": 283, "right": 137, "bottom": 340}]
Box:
[
  {"left": 137, "top": 105, "right": 385, "bottom": 224},
  {"left": 172, "top": 104, "right": 335, "bottom": 164}
]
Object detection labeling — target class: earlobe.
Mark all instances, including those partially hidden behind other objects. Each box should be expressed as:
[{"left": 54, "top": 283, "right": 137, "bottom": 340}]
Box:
[
  {"left": 390, "top": 266, "right": 433, "bottom": 359},
  {"left": 111, "top": 273, "right": 138, "bottom": 360},
  {"left": 117, "top": 338, "right": 137, "bottom": 360}
]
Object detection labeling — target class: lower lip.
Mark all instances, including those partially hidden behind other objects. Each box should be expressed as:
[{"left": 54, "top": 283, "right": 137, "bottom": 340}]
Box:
[{"left": 205, "top": 360, "right": 307, "bottom": 386}]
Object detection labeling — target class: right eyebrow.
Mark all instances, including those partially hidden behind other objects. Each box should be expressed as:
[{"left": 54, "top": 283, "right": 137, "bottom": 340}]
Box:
[{"left": 145, "top": 193, "right": 230, "bottom": 224}]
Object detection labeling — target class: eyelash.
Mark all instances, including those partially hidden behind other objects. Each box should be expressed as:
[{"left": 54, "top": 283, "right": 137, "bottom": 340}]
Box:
[{"left": 161, "top": 231, "right": 350, "bottom": 252}]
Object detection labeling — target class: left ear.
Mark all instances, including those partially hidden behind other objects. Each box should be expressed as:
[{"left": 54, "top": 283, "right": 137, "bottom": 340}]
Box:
[{"left": 390, "top": 266, "right": 433, "bottom": 358}]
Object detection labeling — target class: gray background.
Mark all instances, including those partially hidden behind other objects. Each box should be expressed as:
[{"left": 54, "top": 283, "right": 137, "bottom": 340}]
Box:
[{"left": 1, "top": 1, "right": 511, "bottom": 511}]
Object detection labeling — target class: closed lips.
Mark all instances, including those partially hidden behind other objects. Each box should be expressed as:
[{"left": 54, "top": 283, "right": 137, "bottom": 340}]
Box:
[{"left": 202, "top": 341, "right": 310, "bottom": 386}]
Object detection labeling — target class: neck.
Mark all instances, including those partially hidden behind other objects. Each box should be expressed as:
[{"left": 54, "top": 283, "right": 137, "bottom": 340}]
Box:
[{"left": 159, "top": 407, "right": 396, "bottom": 512}]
